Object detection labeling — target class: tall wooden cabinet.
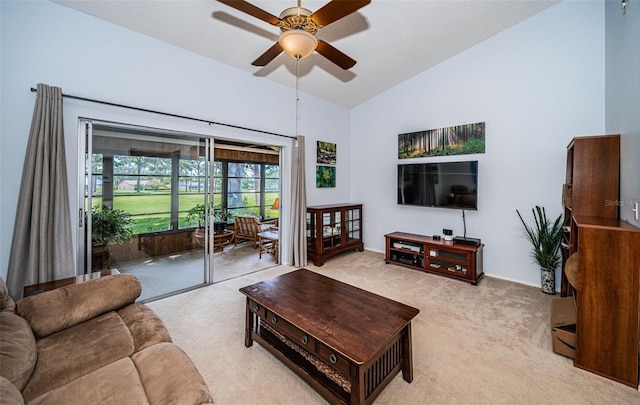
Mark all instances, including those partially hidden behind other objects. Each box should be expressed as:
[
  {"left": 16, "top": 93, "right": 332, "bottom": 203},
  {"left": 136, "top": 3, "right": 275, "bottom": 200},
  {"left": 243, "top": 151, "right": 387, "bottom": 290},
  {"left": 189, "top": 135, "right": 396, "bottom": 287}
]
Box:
[
  {"left": 563, "top": 135, "right": 620, "bottom": 218},
  {"left": 561, "top": 135, "right": 620, "bottom": 295},
  {"left": 571, "top": 216, "right": 640, "bottom": 387},
  {"left": 306, "top": 204, "right": 364, "bottom": 266},
  {"left": 560, "top": 134, "right": 640, "bottom": 387}
]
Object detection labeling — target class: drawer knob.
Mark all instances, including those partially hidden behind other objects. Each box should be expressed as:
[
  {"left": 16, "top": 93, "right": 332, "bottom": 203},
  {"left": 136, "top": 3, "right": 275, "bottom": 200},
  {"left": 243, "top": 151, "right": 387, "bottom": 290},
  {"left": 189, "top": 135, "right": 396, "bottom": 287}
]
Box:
[
  {"left": 253, "top": 304, "right": 259, "bottom": 312},
  {"left": 271, "top": 316, "right": 277, "bottom": 325},
  {"left": 301, "top": 335, "right": 308, "bottom": 345},
  {"left": 329, "top": 353, "right": 337, "bottom": 364}
]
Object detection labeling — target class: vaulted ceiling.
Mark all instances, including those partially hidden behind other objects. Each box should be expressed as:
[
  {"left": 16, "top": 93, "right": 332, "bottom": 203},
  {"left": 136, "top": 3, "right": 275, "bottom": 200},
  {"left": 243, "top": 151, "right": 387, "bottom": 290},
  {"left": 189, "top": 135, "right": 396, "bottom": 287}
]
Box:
[{"left": 54, "top": 1, "right": 559, "bottom": 108}]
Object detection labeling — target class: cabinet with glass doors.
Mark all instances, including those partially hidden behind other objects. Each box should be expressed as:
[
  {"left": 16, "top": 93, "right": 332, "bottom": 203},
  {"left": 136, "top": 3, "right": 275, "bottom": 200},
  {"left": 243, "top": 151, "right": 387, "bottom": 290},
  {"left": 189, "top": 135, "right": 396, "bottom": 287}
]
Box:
[{"left": 306, "top": 204, "right": 364, "bottom": 266}]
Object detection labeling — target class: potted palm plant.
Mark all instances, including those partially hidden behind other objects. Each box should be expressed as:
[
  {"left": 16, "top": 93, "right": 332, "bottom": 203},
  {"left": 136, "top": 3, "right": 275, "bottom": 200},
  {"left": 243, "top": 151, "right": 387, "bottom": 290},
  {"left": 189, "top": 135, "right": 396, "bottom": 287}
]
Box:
[{"left": 516, "top": 206, "right": 563, "bottom": 294}]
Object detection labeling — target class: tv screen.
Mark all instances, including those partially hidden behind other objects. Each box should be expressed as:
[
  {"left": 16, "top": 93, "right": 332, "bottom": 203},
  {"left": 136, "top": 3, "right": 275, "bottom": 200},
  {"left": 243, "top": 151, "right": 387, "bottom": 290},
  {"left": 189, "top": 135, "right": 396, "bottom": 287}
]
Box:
[{"left": 397, "top": 161, "right": 478, "bottom": 210}]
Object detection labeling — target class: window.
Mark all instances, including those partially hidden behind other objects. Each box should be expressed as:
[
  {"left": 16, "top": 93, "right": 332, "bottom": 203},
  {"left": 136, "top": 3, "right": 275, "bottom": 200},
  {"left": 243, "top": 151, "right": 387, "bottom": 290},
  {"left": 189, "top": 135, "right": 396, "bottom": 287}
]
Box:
[
  {"left": 91, "top": 154, "right": 178, "bottom": 234},
  {"left": 213, "top": 161, "right": 280, "bottom": 221},
  {"left": 90, "top": 138, "right": 279, "bottom": 236},
  {"left": 178, "top": 156, "right": 207, "bottom": 228},
  {"left": 264, "top": 164, "right": 280, "bottom": 218}
]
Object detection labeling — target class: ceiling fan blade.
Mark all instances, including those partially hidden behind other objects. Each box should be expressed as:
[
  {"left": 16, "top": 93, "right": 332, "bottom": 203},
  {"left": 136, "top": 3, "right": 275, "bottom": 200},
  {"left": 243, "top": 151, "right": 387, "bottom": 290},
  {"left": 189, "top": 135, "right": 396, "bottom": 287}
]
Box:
[
  {"left": 310, "top": 0, "right": 371, "bottom": 27},
  {"left": 251, "top": 42, "right": 283, "bottom": 66},
  {"left": 218, "top": 0, "right": 280, "bottom": 25},
  {"left": 316, "top": 40, "right": 356, "bottom": 70}
]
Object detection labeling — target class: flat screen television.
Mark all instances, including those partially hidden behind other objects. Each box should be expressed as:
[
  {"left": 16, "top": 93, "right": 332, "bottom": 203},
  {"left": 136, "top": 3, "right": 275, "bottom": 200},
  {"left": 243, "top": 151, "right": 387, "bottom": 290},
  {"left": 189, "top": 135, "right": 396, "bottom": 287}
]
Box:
[{"left": 397, "top": 161, "right": 478, "bottom": 210}]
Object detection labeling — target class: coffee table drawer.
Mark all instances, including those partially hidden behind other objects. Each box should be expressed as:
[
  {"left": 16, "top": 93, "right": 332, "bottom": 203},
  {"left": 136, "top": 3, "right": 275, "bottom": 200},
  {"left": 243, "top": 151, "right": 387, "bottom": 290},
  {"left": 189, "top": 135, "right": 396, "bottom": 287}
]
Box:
[
  {"left": 266, "top": 311, "right": 318, "bottom": 352},
  {"left": 317, "top": 344, "right": 351, "bottom": 376},
  {"left": 248, "top": 299, "right": 266, "bottom": 319}
]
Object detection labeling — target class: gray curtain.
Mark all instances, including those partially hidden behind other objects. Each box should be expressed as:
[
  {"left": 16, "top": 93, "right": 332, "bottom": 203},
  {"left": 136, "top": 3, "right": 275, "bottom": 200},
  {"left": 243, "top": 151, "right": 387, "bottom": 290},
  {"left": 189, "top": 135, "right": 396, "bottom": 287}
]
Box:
[
  {"left": 290, "top": 135, "right": 307, "bottom": 267},
  {"left": 6, "top": 83, "right": 75, "bottom": 299}
]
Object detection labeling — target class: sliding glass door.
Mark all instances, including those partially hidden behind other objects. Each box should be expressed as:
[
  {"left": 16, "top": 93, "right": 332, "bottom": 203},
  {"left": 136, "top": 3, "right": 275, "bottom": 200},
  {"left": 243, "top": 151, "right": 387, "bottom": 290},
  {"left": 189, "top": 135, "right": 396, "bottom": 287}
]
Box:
[{"left": 79, "top": 121, "right": 213, "bottom": 301}]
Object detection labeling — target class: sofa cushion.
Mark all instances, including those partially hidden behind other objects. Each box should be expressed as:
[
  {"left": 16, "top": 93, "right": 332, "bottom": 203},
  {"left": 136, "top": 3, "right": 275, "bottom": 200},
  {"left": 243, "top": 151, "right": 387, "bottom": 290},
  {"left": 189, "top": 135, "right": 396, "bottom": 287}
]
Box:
[
  {"left": 17, "top": 274, "right": 141, "bottom": 338},
  {"left": 0, "top": 376, "right": 25, "bottom": 405},
  {"left": 27, "top": 357, "right": 150, "bottom": 405},
  {"left": 117, "top": 303, "right": 172, "bottom": 352},
  {"left": 132, "top": 342, "right": 214, "bottom": 405},
  {"left": 0, "top": 277, "right": 16, "bottom": 313},
  {"left": 0, "top": 312, "right": 37, "bottom": 391},
  {"left": 21, "top": 311, "right": 135, "bottom": 402}
]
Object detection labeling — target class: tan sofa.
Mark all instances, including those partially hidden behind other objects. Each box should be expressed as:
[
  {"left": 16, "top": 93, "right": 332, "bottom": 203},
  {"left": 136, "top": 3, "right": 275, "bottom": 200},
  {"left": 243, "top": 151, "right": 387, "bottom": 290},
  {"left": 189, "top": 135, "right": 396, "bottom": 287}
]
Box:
[{"left": 0, "top": 274, "right": 213, "bottom": 405}]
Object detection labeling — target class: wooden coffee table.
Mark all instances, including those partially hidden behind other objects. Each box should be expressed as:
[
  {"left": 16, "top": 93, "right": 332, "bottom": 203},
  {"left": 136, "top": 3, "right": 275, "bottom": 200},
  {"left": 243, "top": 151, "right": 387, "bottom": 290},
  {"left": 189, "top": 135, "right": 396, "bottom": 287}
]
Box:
[{"left": 239, "top": 269, "right": 419, "bottom": 405}]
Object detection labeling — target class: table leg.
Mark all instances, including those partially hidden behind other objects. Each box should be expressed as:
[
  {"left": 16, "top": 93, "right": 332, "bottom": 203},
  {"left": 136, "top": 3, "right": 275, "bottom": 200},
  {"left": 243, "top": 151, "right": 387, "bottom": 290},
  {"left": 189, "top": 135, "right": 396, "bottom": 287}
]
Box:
[
  {"left": 244, "top": 297, "right": 254, "bottom": 347},
  {"left": 401, "top": 323, "right": 414, "bottom": 382},
  {"left": 350, "top": 365, "right": 365, "bottom": 405}
]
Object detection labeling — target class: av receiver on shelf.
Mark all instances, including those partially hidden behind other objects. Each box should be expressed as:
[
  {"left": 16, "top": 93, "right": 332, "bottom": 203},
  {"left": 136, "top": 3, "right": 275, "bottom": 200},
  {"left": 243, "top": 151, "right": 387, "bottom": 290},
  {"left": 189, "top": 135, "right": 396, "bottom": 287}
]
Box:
[
  {"left": 392, "top": 241, "right": 421, "bottom": 252},
  {"left": 453, "top": 236, "right": 481, "bottom": 247}
]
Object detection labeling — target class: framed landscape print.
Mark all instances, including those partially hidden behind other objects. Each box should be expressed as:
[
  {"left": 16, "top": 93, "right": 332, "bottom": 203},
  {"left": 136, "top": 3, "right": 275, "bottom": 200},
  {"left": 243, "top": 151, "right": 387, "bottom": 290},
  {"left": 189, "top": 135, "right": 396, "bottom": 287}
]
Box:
[
  {"left": 317, "top": 141, "right": 337, "bottom": 165},
  {"left": 316, "top": 165, "right": 336, "bottom": 188},
  {"left": 398, "top": 122, "right": 485, "bottom": 159}
]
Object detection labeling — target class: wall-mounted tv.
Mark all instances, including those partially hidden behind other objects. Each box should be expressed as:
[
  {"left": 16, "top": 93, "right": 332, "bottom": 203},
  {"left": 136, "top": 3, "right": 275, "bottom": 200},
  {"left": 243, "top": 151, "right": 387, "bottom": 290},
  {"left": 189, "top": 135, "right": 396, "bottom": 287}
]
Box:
[{"left": 398, "top": 161, "right": 478, "bottom": 210}]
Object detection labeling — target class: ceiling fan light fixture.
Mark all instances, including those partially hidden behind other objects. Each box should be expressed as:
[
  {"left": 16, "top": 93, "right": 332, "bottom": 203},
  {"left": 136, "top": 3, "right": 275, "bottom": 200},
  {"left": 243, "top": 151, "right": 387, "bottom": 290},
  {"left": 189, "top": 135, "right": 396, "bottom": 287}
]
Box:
[{"left": 279, "top": 29, "right": 318, "bottom": 60}]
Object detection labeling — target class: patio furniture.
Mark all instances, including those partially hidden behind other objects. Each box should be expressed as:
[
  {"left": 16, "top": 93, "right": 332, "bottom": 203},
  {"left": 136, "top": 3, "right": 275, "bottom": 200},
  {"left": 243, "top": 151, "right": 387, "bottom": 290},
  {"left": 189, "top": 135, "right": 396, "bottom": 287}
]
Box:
[
  {"left": 258, "top": 230, "right": 279, "bottom": 260},
  {"left": 234, "top": 216, "right": 277, "bottom": 248},
  {"left": 193, "top": 229, "right": 234, "bottom": 252},
  {"left": 213, "top": 230, "right": 234, "bottom": 252}
]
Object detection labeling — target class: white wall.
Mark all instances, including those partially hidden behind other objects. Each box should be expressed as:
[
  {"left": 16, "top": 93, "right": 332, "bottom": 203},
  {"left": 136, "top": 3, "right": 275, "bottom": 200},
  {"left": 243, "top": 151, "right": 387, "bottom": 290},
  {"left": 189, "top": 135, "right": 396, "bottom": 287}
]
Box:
[
  {"left": 0, "top": 1, "right": 617, "bottom": 289},
  {"left": 350, "top": 1, "right": 605, "bottom": 288},
  {"left": 0, "top": 1, "right": 351, "bottom": 280},
  {"left": 605, "top": 0, "right": 640, "bottom": 224}
]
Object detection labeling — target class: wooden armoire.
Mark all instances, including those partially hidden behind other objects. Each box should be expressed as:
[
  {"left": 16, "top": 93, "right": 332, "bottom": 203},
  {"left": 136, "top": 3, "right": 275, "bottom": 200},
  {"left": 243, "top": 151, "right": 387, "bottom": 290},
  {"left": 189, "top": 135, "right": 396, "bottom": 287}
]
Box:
[{"left": 561, "top": 134, "right": 640, "bottom": 387}]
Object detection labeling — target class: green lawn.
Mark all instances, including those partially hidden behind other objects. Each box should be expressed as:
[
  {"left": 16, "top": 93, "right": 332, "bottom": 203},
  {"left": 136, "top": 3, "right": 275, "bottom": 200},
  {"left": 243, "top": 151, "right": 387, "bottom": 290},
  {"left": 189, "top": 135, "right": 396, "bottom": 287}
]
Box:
[{"left": 92, "top": 191, "right": 278, "bottom": 234}]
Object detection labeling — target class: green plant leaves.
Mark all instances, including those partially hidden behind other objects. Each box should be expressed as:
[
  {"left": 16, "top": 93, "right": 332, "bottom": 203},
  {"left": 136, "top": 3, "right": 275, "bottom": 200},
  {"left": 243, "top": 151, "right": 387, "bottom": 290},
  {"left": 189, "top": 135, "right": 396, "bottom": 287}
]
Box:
[
  {"left": 516, "top": 206, "right": 563, "bottom": 270},
  {"left": 92, "top": 205, "right": 133, "bottom": 245}
]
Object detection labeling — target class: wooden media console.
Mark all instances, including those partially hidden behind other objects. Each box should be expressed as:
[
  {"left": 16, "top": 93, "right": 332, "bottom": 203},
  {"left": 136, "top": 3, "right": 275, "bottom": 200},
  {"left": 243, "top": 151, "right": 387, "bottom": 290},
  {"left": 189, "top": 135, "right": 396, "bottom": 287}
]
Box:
[{"left": 385, "top": 231, "right": 484, "bottom": 285}]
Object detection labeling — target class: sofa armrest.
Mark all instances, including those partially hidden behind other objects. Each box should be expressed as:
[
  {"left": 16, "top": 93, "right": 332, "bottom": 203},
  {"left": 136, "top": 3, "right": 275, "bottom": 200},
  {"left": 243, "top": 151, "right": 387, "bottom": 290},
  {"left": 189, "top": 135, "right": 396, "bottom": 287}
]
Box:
[
  {"left": 16, "top": 274, "right": 141, "bottom": 338},
  {"left": 118, "top": 303, "right": 172, "bottom": 352}
]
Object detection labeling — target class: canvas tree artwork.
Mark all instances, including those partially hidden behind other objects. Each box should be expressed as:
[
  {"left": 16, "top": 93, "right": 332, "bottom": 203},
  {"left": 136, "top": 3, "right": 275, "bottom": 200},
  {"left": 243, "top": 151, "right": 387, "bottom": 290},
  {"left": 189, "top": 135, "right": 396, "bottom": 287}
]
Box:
[
  {"left": 398, "top": 122, "right": 485, "bottom": 159},
  {"left": 316, "top": 141, "right": 336, "bottom": 188}
]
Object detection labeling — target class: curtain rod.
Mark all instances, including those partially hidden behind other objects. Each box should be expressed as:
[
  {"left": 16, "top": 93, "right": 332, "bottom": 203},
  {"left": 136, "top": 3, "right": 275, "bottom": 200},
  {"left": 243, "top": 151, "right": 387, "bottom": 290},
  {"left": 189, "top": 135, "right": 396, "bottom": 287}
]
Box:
[{"left": 30, "top": 87, "right": 294, "bottom": 140}]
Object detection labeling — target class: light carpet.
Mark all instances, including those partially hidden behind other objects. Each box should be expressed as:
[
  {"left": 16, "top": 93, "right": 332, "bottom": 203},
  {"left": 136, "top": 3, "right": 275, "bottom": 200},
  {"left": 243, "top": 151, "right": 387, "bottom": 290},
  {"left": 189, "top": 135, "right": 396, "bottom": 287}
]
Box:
[{"left": 147, "top": 250, "right": 640, "bottom": 404}]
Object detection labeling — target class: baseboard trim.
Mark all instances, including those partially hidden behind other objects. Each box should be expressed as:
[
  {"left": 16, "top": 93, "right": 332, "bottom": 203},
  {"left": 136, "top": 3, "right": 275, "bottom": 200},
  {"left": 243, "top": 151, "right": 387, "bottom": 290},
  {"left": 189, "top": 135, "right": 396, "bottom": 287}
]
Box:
[{"left": 484, "top": 273, "right": 560, "bottom": 293}]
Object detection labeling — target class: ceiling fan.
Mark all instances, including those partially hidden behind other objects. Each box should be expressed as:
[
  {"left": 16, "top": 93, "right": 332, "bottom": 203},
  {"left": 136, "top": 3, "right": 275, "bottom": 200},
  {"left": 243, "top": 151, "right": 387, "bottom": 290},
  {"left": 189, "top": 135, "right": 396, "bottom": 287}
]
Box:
[{"left": 218, "top": 0, "right": 371, "bottom": 70}]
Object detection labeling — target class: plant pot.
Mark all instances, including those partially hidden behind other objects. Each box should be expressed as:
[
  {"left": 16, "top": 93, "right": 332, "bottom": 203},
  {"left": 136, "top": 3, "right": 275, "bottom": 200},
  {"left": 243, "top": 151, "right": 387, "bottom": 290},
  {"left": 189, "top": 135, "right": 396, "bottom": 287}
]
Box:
[
  {"left": 540, "top": 268, "right": 555, "bottom": 294},
  {"left": 91, "top": 243, "right": 110, "bottom": 270},
  {"left": 194, "top": 228, "right": 206, "bottom": 247},
  {"left": 214, "top": 222, "right": 227, "bottom": 232}
]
